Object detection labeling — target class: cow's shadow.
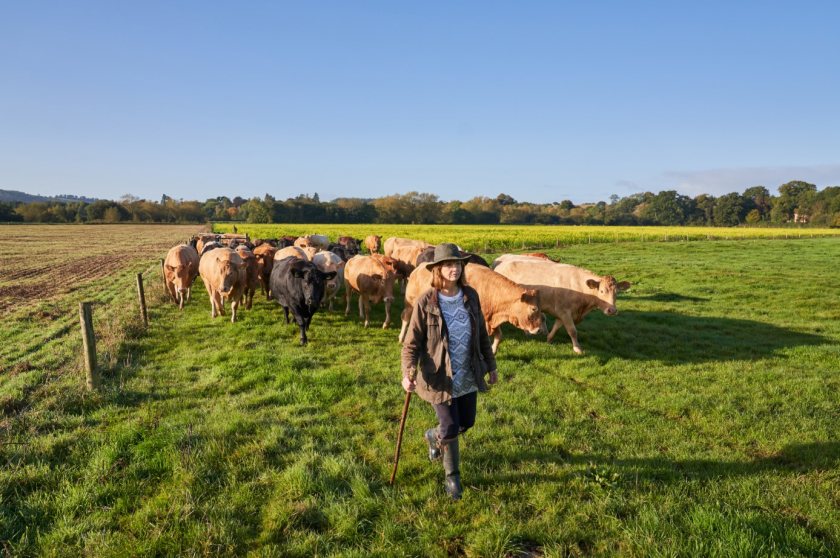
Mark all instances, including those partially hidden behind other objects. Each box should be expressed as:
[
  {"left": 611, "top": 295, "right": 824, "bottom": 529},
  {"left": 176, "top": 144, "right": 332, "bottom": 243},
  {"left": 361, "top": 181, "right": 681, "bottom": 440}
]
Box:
[{"left": 502, "top": 310, "right": 829, "bottom": 364}]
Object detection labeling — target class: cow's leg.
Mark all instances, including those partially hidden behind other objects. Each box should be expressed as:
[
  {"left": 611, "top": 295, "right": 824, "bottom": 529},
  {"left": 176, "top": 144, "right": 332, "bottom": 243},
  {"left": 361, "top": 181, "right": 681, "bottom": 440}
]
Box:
[
  {"left": 490, "top": 328, "right": 502, "bottom": 355},
  {"left": 382, "top": 299, "right": 391, "bottom": 329},
  {"left": 178, "top": 290, "right": 185, "bottom": 311},
  {"left": 217, "top": 293, "right": 226, "bottom": 316},
  {"left": 345, "top": 289, "right": 352, "bottom": 316},
  {"left": 166, "top": 280, "right": 177, "bottom": 304},
  {"left": 283, "top": 307, "right": 290, "bottom": 324},
  {"left": 209, "top": 291, "right": 218, "bottom": 318},
  {"left": 358, "top": 295, "right": 365, "bottom": 320},
  {"left": 546, "top": 318, "right": 564, "bottom": 343},
  {"left": 296, "top": 316, "right": 308, "bottom": 345},
  {"left": 558, "top": 314, "right": 583, "bottom": 354},
  {"left": 230, "top": 298, "right": 239, "bottom": 323},
  {"left": 362, "top": 296, "right": 371, "bottom": 328},
  {"left": 186, "top": 286, "right": 192, "bottom": 302}
]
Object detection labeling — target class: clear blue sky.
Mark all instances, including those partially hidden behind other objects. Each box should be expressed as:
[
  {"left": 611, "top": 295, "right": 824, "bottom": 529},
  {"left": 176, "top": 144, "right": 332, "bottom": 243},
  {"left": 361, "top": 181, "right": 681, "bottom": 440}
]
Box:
[{"left": 2, "top": 1, "right": 839, "bottom": 204}]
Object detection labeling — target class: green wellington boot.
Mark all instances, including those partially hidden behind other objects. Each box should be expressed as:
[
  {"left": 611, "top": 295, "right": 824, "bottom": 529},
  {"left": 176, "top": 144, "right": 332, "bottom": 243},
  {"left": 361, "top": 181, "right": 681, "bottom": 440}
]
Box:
[{"left": 442, "top": 438, "right": 462, "bottom": 500}]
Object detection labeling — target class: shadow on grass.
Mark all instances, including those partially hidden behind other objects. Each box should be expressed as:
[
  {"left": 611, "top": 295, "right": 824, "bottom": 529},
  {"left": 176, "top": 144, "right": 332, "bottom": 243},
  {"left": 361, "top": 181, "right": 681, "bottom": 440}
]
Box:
[
  {"left": 483, "top": 441, "right": 840, "bottom": 485},
  {"left": 631, "top": 292, "right": 710, "bottom": 303},
  {"left": 500, "top": 310, "right": 830, "bottom": 363}
]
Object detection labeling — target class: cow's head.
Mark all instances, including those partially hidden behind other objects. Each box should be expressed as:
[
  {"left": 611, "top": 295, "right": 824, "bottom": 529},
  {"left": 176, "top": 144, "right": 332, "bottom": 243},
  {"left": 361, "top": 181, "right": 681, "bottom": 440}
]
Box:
[
  {"left": 291, "top": 262, "right": 336, "bottom": 308},
  {"left": 166, "top": 261, "right": 194, "bottom": 293},
  {"left": 217, "top": 254, "right": 245, "bottom": 297},
  {"left": 585, "top": 276, "right": 631, "bottom": 316},
  {"left": 507, "top": 289, "right": 545, "bottom": 334}
]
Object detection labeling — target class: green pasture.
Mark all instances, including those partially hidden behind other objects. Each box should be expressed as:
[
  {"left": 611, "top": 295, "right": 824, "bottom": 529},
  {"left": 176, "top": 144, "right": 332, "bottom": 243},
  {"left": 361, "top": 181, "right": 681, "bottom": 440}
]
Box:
[
  {"left": 2, "top": 237, "right": 839, "bottom": 556},
  {"left": 215, "top": 222, "right": 840, "bottom": 252}
]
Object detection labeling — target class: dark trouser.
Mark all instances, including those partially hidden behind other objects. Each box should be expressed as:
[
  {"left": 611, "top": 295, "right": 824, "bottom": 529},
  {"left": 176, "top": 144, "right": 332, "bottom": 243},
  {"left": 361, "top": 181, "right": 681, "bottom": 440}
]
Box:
[{"left": 432, "top": 391, "right": 477, "bottom": 442}]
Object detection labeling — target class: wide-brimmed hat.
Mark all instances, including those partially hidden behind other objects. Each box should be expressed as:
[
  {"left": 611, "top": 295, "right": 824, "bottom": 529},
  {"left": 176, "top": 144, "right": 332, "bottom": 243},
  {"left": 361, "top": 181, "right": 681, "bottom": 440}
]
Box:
[{"left": 425, "top": 243, "right": 471, "bottom": 267}]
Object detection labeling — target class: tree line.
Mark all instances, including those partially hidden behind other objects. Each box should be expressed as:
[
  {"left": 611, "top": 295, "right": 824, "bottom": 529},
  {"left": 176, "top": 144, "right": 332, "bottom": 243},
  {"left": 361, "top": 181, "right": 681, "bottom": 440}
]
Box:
[{"left": 2, "top": 181, "right": 838, "bottom": 227}]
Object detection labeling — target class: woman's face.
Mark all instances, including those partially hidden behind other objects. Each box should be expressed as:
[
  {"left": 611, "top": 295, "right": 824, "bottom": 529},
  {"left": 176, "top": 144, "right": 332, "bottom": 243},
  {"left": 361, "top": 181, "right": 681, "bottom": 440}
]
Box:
[{"left": 440, "top": 261, "right": 462, "bottom": 282}]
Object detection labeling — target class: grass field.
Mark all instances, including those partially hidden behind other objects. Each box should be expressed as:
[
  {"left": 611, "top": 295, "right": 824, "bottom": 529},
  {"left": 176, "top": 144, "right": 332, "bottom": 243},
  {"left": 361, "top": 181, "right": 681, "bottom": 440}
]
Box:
[
  {"left": 2, "top": 226, "right": 839, "bottom": 556},
  {"left": 215, "top": 223, "right": 840, "bottom": 252}
]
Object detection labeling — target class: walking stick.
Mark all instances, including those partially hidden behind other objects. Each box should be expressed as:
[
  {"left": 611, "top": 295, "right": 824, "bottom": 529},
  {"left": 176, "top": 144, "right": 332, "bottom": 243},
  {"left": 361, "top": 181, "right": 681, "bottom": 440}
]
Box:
[{"left": 389, "top": 373, "right": 416, "bottom": 486}]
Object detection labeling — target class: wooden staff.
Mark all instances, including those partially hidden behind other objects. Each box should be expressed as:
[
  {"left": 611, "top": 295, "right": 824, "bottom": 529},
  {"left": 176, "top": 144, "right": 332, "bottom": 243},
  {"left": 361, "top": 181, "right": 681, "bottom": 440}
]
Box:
[{"left": 389, "top": 373, "right": 416, "bottom": 486}]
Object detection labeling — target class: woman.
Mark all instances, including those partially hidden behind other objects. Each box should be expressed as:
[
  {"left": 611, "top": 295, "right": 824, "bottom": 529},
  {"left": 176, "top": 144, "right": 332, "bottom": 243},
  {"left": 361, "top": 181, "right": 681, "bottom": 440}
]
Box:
[{"left": 401, "top": 243, "right": 498, "bottom": 500}]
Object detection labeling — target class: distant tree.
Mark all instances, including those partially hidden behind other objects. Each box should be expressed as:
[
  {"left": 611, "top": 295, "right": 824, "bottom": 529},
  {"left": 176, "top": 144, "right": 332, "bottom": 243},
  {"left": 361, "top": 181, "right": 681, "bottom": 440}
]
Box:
[
  {"left": 244, "top": 198, "right": 272, "bottom": 223},
  {"left": 713, "top": 193, "right": 745, "bottom": 226},
  {"left": 772, "top": 180, "right": 817, "bottom": 223},
  {"left": 742, "top": 185, "right": 771, "bottom": 221},
  {"left": 496, "top": 193, "right": 517, "bottom": 206},
  {"left": 745, "top": 209, "right": 762, "bottom": 224}
]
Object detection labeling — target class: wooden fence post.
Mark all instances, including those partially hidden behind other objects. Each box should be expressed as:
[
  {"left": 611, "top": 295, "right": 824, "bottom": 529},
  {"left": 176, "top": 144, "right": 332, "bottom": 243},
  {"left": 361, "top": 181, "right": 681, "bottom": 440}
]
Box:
[
  {"left": 79, "top": 302, "right": 98, "bottom": 390},
  {"left": 137, "top": 273, "right": 148, "bottom": 327}
]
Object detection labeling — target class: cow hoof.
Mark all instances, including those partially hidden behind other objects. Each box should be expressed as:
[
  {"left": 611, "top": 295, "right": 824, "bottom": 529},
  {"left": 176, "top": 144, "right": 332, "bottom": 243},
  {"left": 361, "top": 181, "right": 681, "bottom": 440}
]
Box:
[
  {"left": 573, "top": 348, "right": 584, "bottom": 355},
  {"left": 381, "top": 323, "right": 389, "bottom": 330}
]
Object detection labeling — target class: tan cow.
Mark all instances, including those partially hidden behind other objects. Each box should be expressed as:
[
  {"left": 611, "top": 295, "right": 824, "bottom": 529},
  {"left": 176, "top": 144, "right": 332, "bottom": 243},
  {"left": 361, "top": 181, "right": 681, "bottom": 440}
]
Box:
[
  {"left": 235, "top": 245, "right": 260, "bottom": 309},
  {"left": 399, "top": 263, "right": 544, "bottom": 354},
  {"left": 163, "top": 244, "right": 200, "bottom": 310},
  {"left": 294, "top": 234, "right": 330, "bottom": 250},
  {"left": 312, "top": 250, "right": 345, "bottom": 311},
  {"left": 274, "top": 246, "right": 308, "bottom": 261},
  {"left": 198, "top": 247, "right": 247, "bottom": 323},
  {"left": 252, "top": 243, "right": 277, "bottom": 299},
  {"left": 492, "top": 259, "right": 631, "bottom": 354},
  {"left": 491, "top": 253, "right": 554, "bottom": 269},
  {"left": 344, "top": 255, "right": 397, "bottom": 328},
  {"left": 364, "top": 235, "right": 381, "bottom": 254},
  {"left": 383, "top": 237, "right": 431, "bottom": 258}
]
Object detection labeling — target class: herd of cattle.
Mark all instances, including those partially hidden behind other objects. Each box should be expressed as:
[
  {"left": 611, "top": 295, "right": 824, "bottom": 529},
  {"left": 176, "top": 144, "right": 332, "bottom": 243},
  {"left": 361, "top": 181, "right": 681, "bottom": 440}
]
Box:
[{"left": 162, "top": 233, "right": 631, "bottom": 351}]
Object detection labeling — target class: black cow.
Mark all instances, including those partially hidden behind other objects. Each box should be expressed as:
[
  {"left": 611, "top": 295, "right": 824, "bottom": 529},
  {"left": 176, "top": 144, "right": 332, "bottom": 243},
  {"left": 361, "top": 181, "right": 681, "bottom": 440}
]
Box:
[
  {"left": 270, "top": 256, "right": 337, "bottom": 345},
  {"left": 415, "top": 246, "right": 490, "bottom": 267}
]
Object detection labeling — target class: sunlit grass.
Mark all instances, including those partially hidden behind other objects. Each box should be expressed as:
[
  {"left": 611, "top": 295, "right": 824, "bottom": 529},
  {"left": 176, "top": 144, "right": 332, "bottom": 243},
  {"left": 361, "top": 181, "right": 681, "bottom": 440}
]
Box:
[{"left": 1, "top": 231, "right": 839, "bottom": 556}]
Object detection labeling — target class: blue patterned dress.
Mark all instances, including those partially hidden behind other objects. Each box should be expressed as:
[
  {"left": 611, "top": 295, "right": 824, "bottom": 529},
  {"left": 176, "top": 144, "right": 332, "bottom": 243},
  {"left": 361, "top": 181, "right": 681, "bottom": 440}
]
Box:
[{"left": 437, "top": 290, "right": 478, "bottom": 398}]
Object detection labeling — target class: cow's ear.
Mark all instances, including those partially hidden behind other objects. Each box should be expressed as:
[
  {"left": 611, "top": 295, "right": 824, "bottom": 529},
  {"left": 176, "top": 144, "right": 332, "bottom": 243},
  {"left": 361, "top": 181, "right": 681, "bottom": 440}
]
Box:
[
  {"left": 520, "top": 289, "right": 538, "bottom": 302},
  {"left": 586, "top": 279, "right": 600, "bottom": 290},
  {"left": 617, "top": 281, "right": 631, "bottom": 292}
]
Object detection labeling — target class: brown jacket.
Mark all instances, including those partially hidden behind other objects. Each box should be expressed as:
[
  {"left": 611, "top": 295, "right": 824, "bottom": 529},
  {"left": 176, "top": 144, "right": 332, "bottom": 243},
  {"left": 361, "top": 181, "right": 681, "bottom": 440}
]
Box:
[{"left": 401, "top": 286, "right": 498, "bottom": 405}]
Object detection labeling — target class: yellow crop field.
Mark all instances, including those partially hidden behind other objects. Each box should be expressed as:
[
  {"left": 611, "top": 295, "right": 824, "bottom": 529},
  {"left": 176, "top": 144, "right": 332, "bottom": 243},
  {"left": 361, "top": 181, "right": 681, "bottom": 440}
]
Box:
[{"left": 215, "top": 223, "right": 840, "bottom": 252}]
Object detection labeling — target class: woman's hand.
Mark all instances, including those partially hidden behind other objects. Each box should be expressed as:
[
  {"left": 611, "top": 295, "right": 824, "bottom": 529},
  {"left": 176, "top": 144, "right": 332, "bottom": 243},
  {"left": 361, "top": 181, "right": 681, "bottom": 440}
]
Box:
[
  {"left": 402, "top": 376, "right": 416, "bottom": 392},
  {"left": 488, "top": 370, "right": 498, "bottom": 385}
]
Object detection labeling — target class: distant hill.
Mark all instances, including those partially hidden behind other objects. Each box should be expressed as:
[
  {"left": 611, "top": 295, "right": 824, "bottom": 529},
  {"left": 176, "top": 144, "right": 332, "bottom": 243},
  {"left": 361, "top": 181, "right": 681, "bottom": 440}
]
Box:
[{"left": 0, "top": 189, "right": 99, "bottom": 204}]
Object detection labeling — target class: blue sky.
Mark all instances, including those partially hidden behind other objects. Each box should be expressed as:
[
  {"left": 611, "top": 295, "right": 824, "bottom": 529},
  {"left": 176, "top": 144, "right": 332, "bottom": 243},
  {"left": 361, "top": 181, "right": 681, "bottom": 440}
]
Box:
[{"left": 2, "top": 1, "right": 839, "bottom": 204}]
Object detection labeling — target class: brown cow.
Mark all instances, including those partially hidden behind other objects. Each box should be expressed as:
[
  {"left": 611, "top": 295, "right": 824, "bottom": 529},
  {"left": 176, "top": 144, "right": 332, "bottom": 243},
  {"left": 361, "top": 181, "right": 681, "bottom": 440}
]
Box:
[
  {"left": 198, "top": 247, "right": 247, "bottom": 323},
  {"left": 274, "top": 246, "right": 308, "bottom": 261},
  {"left": 337, "top": 236, "right": 362, "bottom": 256},
  {"left": 492, "top": 259, "right": 630, "bottom": 354},
  {"left": 163, "top": 244, "right": 200, "bottom": 310},
  {"left": 364, "top": 235, "right": 381, "bottom": 254},
  {"left": 344, "top": 255, "right": 397, "bottom": 328},
  {"left": 235, "top": 245, "right": 260, "bottom": 309},
  {"left": 399, "top": 263, "right": 545, "bottom": 354},
  {"left": 294, "top": 234, "right": 330, "bottom": 250},
  {"left": 312, "top": 250, "right": 345, "bottom": 311},
  {"left": 383, "top": 237, "right": 431, "bottom": 258},
  {"left": 253, "top": 243, "right": 277, "bottom": 299}
]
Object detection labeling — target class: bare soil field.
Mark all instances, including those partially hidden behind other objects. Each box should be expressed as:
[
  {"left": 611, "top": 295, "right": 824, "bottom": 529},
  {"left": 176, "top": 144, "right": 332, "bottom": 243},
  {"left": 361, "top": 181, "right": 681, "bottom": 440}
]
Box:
[{"left": 0, "top": 224, "right": 200, "bottom": 314}]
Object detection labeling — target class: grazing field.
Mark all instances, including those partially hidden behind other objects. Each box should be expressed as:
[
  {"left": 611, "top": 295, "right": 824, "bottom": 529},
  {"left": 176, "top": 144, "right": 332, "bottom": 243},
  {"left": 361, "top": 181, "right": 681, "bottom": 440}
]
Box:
[
  {"left": 2, "top": 228, "right": 839, "bottom": 556},
  {"left": 215, "top": 223, "right": 840, "bottom": 252},
  {"left": 0, "top": 224, "right": 201, "bottom": 423}
]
